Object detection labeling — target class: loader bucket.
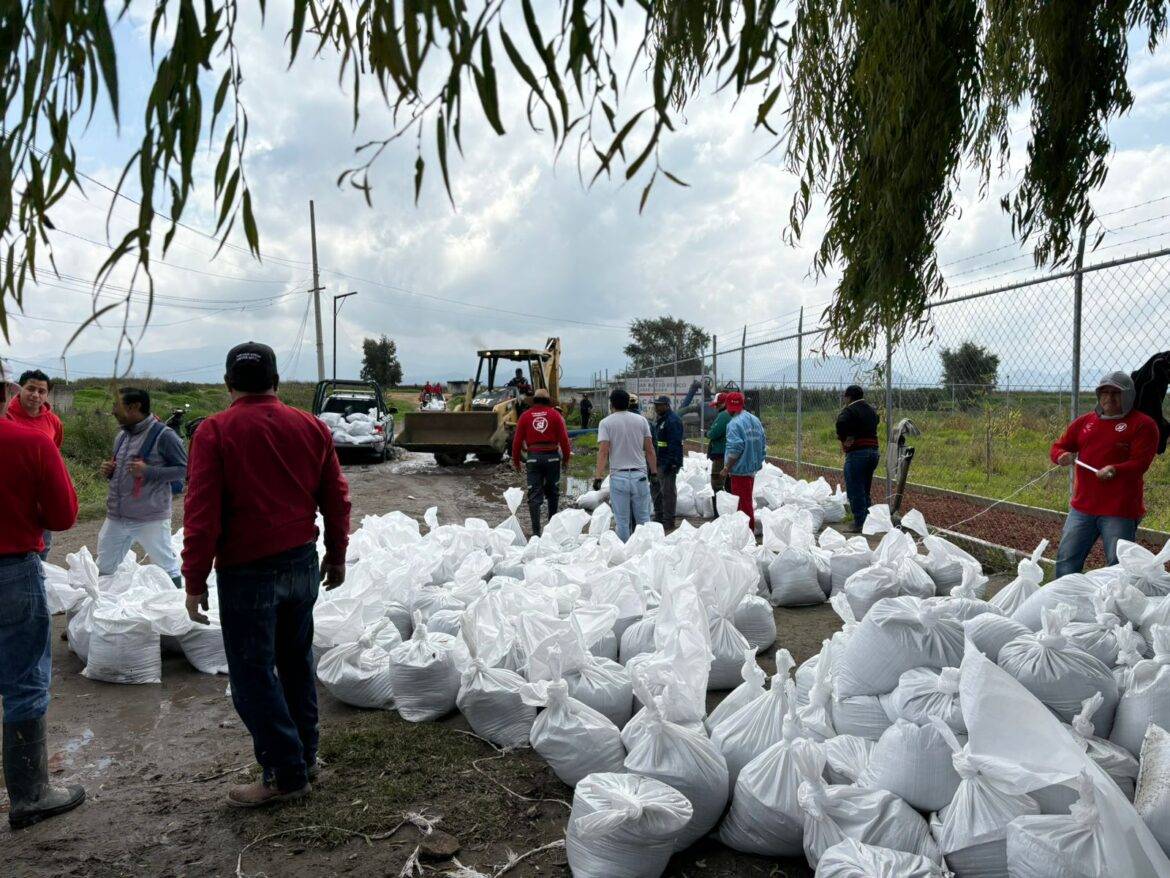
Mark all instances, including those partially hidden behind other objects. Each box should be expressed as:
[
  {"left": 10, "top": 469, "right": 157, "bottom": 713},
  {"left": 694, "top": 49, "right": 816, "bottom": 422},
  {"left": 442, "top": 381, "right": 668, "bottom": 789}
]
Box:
[{"left": 394, "top": 411, "right": 509, "bottom": 455}]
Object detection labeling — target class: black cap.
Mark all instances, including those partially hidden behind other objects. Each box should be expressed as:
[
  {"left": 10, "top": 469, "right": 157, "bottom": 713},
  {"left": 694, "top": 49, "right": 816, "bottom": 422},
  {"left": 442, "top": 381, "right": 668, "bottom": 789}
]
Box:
[
  {"left": 654, "top": 395, "right": 671, "bottom": 407},
  {"left": 844, "top": 384, "right": 864, "bottom": 401},
  {"left": 225, "top": 342, "right": 278, "bottom": 392}
]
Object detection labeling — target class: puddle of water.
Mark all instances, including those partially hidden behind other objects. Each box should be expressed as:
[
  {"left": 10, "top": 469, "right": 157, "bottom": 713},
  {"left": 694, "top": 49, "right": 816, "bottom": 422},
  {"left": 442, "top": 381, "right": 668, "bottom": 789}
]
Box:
[
  {"left": 61, "top": 727, "right": 94, "bottom": 759},
  {"left": 565, "top": 476, "right": 592, "bottom": 498}
]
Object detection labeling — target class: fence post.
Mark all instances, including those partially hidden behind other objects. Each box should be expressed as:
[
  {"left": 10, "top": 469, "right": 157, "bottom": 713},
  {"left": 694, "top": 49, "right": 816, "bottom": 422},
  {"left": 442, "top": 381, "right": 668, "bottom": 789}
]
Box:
[
  {"left": 796, "top": 307, "right": 804, "bottom": 471},
  {"left": 699, "top": 344, "right": 706, "bottom": 436},
  {"left": 712, "top": 334, "right": 718, "bottom": 389},
  {"left": 1070, "top": 226, "right": 1086, "bottom": 493},
  {"left": 885, "top": 327, "right": 894, "bottom": 503},
  {"left": 673, "top": 346, "right": 679, "bottom": 409},
  {"left": 740, "top": 325, "right": 746, "bottom": 389}
]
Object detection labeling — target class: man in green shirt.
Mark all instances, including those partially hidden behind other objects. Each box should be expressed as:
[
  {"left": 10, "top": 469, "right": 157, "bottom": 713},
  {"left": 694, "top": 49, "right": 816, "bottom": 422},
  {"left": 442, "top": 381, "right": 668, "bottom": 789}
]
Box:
[{"left": 706, "top": 393, "right": 731, "bottom": 513}]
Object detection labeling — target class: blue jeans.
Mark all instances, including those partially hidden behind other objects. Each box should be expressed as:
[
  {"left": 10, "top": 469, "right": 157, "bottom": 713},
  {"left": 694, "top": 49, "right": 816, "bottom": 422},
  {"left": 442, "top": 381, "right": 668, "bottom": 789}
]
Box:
[
  {"left": 843, "top": 448, "right": 880, "bottom": 530},
  {"left": 1054, "top": 509, "right": 1139, "bottom": 577},
  {"left": 0, "top": 555, "right": 52, "bottom": 722},
  {"left": 610, "top": 469, "right": 652, "bottom": 542},
  {"left": 217, "top": 543, "right": 320, "bottom": 792},
  {"left": 97, "top": 517, "right": 180, "bottom": 578}
]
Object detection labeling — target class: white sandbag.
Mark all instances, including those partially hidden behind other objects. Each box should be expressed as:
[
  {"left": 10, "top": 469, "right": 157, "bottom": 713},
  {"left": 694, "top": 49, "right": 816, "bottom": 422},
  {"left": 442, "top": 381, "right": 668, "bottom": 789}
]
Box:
[
  {"left": 719, "top": 732, "right": 821, "bottom": 858},
  {"left": 832, "top": 693, "right": 894, "bottom": 742},
  {"left": 835, "top": 597, "right": 965, "bottom": 697},
  {"left": 521, "top": 679, "right": 624, "bottom": 787},
  {"left": 927, "top": 717, "right": 1039, "bottom": 878},
  {"left": 734, "top": 594, "right": 777, "bottom": 653},
  {"left": 42, "top": 562, "right": 82, "bottom": 615},
  {"left": 823, "top": 735, "right": 874, "bottom": 786},
  {"left": 1118, "top": 539, "right": 1170, "bottom": 597},
  {"left": 1135, "top": 724, "right": 1170, "bottom": 856},
  {"left": 706, "top": 648, "right": 766, "bottom": 734},
  {"left": 963, "top": 612, "right": 1031, "bottom": 663},
  {"left": 1065, "top": 592, "right": 1139, "bottom": 668},
  {"left": 989, "top": 540, "right": 1048, "bottom": 615},
  {"left": 426, "top": 607, "right": 464, "bottom": 637},
  {"left": 589, "top": 502, "right": 614, "bottom": 537},
  {"left": 316, "top": 620, "right": 397, "bottom": 710},
  {"left": 619, "top": 615, "right": 656, "bottom": 665},
  {"left": 313, "top": 596, "right": 369, "bottom": 656},
  {"left": 960, "top": 642, "right": 1170, "bottom": 876},
  {"left": 705, "top": 558, "right": 756, "bottom": 691},
  {"left": 1069, "top": 693, "right": 1138, "bottom": 801},
  {"left": 622, "top": 689, "right": 730, "bottom": 851},
  {"left": 179, "top": 621, "right": 230, "bottom": 675},
  {"left": 818, "top": 529, "right": 874, "bottom": 596},
  {"left": 1111, "top": 624, "right": 1170, "bottom": 758},
  {"left": 387, "top": 614, "right": 464, "bottom": 722},
  {"left": 711, "top": 655, "right": 794, "bottom": 786},
  {"left": 456, "top": 611, "right": 536, "bottom": 748},
  {"left": 884, "top": 666, "right": 965, "bottom": 734},
  {"left": 920, "top": 535, "right": 980, "bottom": 595},
  {"left": 816, "top": 838, "right": 949, "bottom": 878},
  {"left": 567, "top": 656, "right": 634, "bottom": 729},
  {"left": 769, "top": 542, "right": 826, "bottom": 607},
  {"left": 1115, "top": 624, "right": 1150, "bottom": 693},
  {"left": 1005, "top": 773, "right": 1109, "bottom": 878},
  {"left": 860, "top": 718, "right": 963, "bottom": 812},
  {"left": 798, "top": 638, "right": 837, "bottom": 741},
  {"left": 497, "top": 487, "right": 527, "bottom": 545},
  {"left": 998, "top": 606, "right": 1119, "bottom": 737},
  {"left": 565, "top": 772, "right": 692, "bottom": 878},
  {"left": 82, "top": 600, "right": 162, "bottom": 685},
  {"left": 798, "top": 748, "right": 942, "bottom": 866},
  {"left": 573, "top": 604, "right": 620, "bottom": 664},
  {"left": 1011, "top": 573, "right": 1099, "bottom": 631},
  {"left": 575, "top": 488, "right": 609, "bottom": 513}
]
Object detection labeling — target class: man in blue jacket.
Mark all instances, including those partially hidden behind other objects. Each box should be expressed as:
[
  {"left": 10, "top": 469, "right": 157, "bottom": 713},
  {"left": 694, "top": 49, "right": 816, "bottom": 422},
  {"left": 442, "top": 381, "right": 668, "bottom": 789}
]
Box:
[
  {"left": 720, "top": 392, "right": 766, "bottom": 533},
  {"left": 97, "top": 387, "right": 188, "bottom": 588},
  {"left": 651, "top": 396, "right": 685, "bottom": 530}
]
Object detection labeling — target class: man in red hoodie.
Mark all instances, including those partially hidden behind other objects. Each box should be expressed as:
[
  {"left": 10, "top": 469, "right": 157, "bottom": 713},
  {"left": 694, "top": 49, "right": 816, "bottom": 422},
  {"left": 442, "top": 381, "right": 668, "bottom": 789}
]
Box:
[
  {"left": 183, "top": 342, "right": 351, "bottom": 808},
  {"left": 0, "top": 361, "right": 84, "bottom": 829},
  {"left": 1050, "top": 371, "right": 1159, "bottom": 576},
  {"left": 6, "top": 369, "right": 65, "bottom": 561},
  {"left": 511, "top": 388, "right": 571, "bottom": 537}
]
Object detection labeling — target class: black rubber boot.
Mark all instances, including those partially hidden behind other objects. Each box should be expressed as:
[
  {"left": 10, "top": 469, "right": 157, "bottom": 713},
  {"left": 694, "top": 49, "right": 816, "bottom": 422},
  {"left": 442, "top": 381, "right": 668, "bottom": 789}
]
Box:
[
  {"left": 528, "top": 503, "right": 543, "bottom": 538},
  {"left": 4, "top": 718, "right": 86, "bottom": 829}
]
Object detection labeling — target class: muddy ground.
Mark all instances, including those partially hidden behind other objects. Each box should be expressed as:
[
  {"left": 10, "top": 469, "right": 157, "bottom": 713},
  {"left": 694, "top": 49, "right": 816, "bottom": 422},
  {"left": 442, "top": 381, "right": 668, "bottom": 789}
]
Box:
[{"left": 2, "top": 450, "right": 1009, "bottom": 878}]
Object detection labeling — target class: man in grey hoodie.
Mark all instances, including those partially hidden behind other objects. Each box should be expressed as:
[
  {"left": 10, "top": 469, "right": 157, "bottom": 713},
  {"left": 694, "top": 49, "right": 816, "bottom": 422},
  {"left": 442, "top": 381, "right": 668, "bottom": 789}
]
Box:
[
  {"left": 97, "top": 387, "right": 188, "bottom": 587},
  {"left": 1050, "top": 371, "right": 1159, "bottom": 575}
]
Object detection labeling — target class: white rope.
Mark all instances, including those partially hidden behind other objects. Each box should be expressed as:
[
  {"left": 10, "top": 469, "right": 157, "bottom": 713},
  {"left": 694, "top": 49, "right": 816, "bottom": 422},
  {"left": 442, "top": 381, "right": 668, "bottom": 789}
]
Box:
[{"left": 932, "top": 465, "right": 1062, "bottom": 534}]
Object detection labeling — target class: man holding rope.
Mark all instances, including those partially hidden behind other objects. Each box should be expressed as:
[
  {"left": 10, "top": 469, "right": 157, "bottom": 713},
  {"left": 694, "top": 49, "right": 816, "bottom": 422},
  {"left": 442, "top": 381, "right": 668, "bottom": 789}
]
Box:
[{"left": 1051, "top": 371, "right": 1158, "bottom": 576}]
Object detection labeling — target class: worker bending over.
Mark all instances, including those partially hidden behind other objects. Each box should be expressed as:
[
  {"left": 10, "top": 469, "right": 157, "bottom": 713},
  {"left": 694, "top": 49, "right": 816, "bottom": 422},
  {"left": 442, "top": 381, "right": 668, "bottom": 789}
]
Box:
[
  {"left": 1051, "top": 371, "right": 1157, "bottom": 576},
  {"left": 183, "top": 343, "right": 351, "bottom": 808},
  {"left": 512, "top": 388, "right": 571, "bottom": 537}
]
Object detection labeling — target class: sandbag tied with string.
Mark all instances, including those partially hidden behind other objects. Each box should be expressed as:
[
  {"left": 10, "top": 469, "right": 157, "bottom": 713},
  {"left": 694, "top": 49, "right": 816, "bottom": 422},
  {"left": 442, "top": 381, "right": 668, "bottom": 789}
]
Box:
[{"left": 565, "top": 772, "right": 693, "bottom": 878}]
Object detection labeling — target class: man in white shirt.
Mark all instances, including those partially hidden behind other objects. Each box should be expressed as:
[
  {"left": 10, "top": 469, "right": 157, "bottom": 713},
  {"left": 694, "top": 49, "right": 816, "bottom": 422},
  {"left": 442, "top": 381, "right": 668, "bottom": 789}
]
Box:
[{"left": 593, "top": 388, "right": 658, "bottom": 541}]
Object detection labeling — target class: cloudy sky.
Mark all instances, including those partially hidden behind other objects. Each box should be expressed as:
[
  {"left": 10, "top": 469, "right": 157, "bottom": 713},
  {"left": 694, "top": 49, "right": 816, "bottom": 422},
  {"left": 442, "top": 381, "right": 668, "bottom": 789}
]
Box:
[{"left": 3, "top": 4, "right": 1169, "bottom": 388}]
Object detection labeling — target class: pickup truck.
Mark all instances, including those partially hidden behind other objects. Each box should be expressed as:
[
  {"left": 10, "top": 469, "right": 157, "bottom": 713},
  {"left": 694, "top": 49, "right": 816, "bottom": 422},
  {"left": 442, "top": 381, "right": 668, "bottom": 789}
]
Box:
[{"left": 312, "top": 379, "right": 397, "bottom": 462}]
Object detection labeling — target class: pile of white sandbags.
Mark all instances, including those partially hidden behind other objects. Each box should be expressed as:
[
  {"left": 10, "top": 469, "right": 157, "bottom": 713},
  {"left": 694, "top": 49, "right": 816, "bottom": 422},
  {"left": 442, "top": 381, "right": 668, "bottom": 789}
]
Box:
[
  {"left": 55, "top": 548, "right": 229, "bottom": 682},
  {"left": 317, "top": 409, "right": 382, "bottom": 445}
]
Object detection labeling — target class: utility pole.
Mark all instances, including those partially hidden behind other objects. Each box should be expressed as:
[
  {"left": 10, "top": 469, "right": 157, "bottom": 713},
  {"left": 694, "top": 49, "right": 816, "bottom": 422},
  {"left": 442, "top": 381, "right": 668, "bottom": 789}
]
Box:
[
  {"left": 796, "top": 307, "right": 804, "bottom": 470},
  {"left": 310, "top": 200, "right": 325, "bottom": 381}
]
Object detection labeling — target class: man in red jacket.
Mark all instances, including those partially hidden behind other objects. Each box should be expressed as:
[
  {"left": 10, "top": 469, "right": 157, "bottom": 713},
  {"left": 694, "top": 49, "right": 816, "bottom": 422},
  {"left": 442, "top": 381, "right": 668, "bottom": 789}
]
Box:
[
  {"left": 183, "top": 343, "right": 351, "bottom": 809},
  {"left": 511, "top": 388, "right": 571, "bottom": 537},
  {"left": 7, "top": 369, "right": 65, "bottom": 561},
  {"left": 0, "top": 363, "right": 84, "bottom": 829},
  {"left": 1051, "top": 371, "right": 1159, "bottom": 576}
]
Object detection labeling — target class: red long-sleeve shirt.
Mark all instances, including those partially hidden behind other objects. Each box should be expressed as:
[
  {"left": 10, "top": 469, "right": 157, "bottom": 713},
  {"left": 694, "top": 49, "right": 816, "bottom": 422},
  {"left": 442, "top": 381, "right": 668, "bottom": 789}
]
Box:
[
  {"left": 1050, "top": 409, "right": 1159, "bottom": 519},
  {"left": 511, "top": 405, "right": 571, "bottom": 468},
  {"left": 6, "top": 396, "right": 64, "bottom": 448},
  {"left": 0, "top": 419, "right": 77, "bottom": 554},
  {"left": 181, "top": 395, "right": 351, "bottom": 595}
]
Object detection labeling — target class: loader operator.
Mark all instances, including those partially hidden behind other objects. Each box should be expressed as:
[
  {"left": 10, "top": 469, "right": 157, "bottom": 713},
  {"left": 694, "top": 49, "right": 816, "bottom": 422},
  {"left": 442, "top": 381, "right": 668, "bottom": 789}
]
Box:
[
  {"left": 506, "top": 368, "right": 532, "bottom": 396},
  {"left": 512, "top": 388, "right": 571, "bottom": 538}
]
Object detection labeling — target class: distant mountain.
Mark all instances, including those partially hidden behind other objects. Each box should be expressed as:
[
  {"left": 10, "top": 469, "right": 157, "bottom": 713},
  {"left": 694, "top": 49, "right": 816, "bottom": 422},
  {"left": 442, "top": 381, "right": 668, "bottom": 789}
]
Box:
[{"left": 756, "top": 356, "right": 912, "bottom": 388}]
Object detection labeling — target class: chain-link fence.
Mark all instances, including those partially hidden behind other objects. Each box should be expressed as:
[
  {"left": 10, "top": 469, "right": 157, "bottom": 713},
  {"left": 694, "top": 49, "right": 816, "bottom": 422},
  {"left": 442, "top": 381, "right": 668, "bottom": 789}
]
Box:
[{"left": 591, "top": 246, "right": 1170, "bottom": 531}]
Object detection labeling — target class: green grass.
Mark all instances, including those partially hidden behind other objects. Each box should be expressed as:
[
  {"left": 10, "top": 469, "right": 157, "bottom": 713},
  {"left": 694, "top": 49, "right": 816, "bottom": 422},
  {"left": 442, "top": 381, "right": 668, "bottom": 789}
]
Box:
[{"left": 567, "top": 432, "right": 599, "bottom": 479}]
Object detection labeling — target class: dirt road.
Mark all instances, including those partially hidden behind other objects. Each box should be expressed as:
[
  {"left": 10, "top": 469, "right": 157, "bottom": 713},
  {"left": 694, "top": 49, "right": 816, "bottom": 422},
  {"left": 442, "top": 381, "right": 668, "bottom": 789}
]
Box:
[{"left": 0, "top": 452, "right": 984, "bottom": 878}]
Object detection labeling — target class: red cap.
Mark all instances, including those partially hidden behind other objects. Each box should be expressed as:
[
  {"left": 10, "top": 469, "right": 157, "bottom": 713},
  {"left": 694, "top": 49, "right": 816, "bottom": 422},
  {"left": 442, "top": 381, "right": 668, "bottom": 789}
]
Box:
[{"left": 725, "top": 392, "right": 745, "bottom": 413}]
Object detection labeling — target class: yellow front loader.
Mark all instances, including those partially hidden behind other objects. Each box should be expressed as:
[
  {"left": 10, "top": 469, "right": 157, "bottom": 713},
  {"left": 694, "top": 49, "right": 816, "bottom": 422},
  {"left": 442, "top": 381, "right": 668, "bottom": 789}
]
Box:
[{"left": 395, "top": 338, "right": 561, "bottom": 465}]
